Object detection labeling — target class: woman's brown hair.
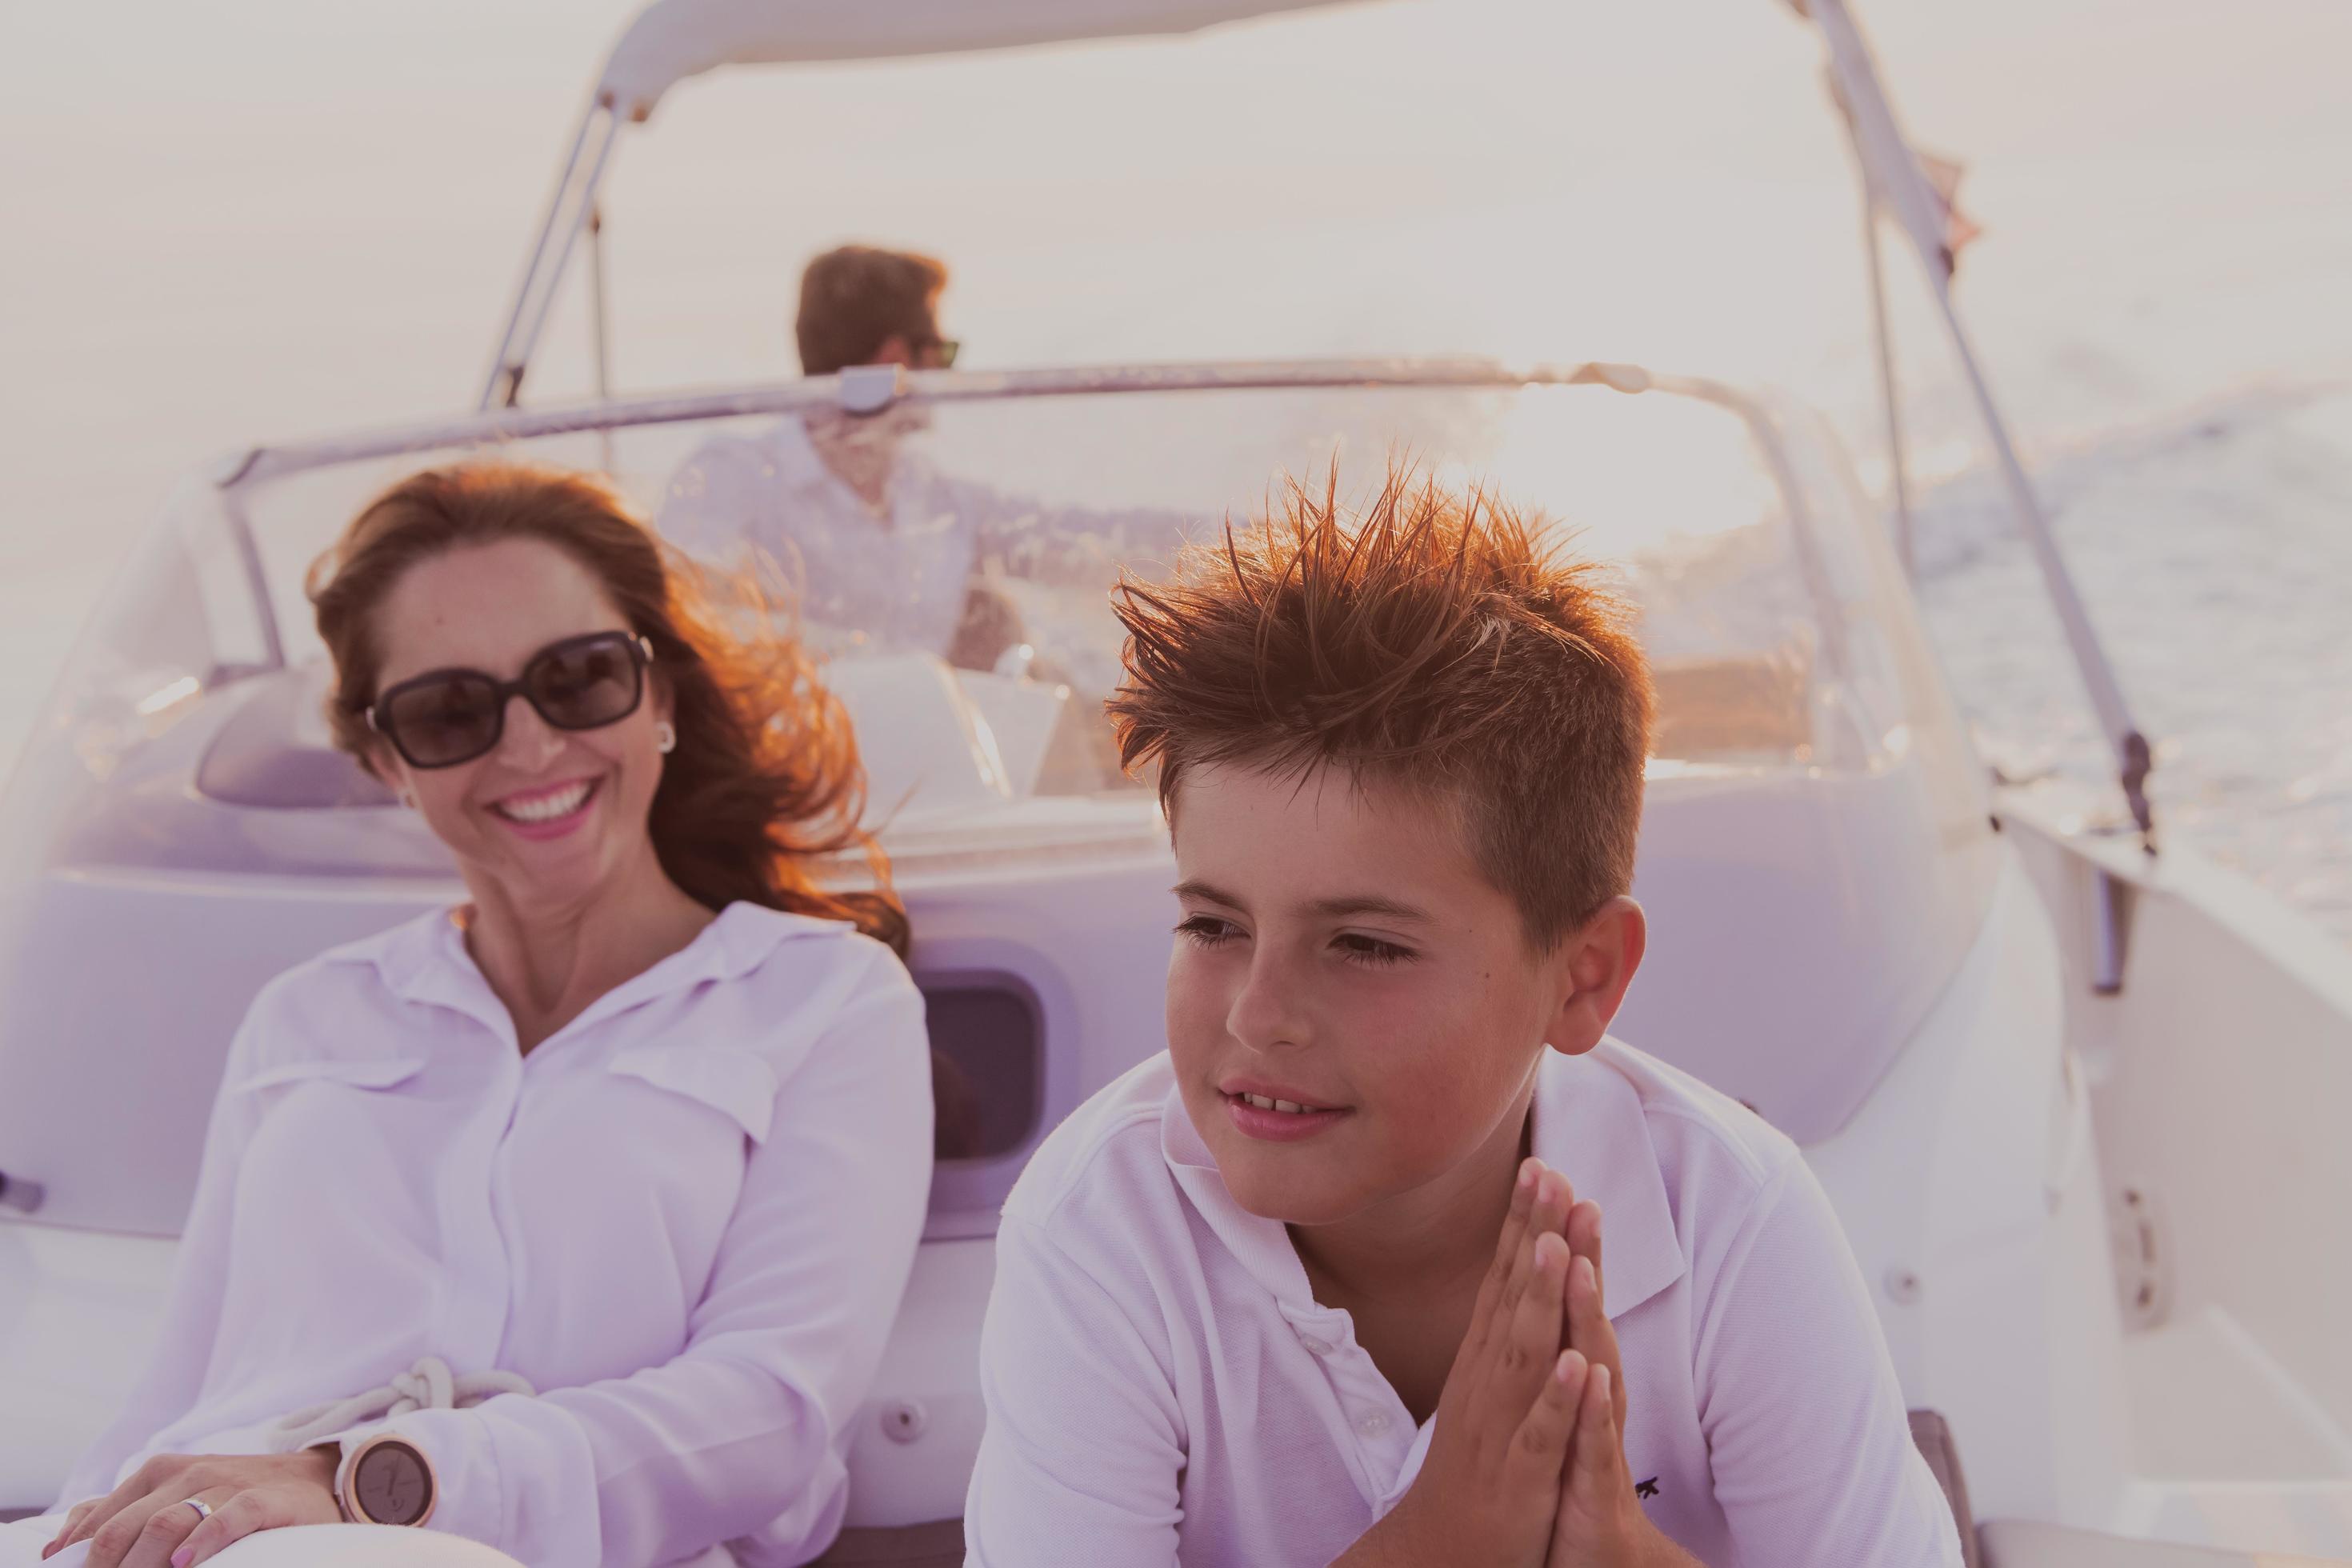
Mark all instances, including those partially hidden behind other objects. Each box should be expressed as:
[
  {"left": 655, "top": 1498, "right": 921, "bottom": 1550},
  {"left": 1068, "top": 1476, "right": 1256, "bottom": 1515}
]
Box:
[{"left": 307, "top": 460, "right": 907, "bottom": 955}]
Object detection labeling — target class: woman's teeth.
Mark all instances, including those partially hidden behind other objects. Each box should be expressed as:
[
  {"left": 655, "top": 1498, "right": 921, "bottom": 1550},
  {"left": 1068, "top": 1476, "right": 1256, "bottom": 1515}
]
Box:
[
  {"left": 1238, "top": 1093, "right": 1322, "bottom": 1114},
  {"left": 495, "top": 782, "right": 593, "bottom": 822}
]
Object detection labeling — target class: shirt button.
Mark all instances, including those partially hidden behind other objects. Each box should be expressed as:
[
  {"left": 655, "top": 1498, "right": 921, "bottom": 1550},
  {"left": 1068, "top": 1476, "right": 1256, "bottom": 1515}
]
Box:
[
  {"left": 1355, "top": 1411, "right": 1390, "bottom": 1438},
  {"left": 1298, "top": 1335, "right": 1333, "bottom": 1357}
]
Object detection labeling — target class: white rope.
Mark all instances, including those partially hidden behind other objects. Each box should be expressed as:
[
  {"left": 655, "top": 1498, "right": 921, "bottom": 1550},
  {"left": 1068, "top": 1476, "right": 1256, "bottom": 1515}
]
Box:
[{"left": 269, "top": 1356, "right": 537, "bottom": 1454}]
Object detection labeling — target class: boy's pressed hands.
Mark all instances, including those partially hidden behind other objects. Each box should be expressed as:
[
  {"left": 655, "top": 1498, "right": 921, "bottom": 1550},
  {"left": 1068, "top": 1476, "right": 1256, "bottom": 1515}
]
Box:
[
  {"left": 1338, "top": 1158, "right": 1590, "bottom": 1568},
  {"left": 1546, "top": 1203, "right": 1702, "bottom": 1568},
  {"left": 1563, "top": 1198, "right": 1626, "bottom": 1434}
]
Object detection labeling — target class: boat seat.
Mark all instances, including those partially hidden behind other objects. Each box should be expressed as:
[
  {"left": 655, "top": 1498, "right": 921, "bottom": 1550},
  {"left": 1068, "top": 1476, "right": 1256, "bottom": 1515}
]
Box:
[
  {"left": 813, "top": 1522, "right": 962, "bottom": 1566},
  {"left": 196, "top": 661, "right": 394, "bottom": 810},
  {"left": 1612, "top": 756, "right": 1995, "bottom": 1143},
  {"left": 1911, "top": 1408, "right": 1986, "bottom": 1568},
  {"left": 1650, "top": 650, "right": 1813, "bottom": 759}
]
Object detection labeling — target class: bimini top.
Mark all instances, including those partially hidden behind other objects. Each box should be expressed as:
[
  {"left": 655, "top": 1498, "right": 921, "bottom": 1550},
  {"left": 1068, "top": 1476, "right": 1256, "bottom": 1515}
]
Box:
[{"left": 598, "top": 0, "right": 1360, "bottom": 120}]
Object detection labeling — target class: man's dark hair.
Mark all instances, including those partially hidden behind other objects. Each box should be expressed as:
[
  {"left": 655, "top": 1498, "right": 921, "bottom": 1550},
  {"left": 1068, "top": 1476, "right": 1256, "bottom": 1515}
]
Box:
[{"left": 796, "top": 246, "right": 948, "bottom": 376}]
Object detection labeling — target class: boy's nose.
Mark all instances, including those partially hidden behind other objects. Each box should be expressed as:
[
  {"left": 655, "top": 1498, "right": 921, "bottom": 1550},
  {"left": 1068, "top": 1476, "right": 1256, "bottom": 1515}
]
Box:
[{"left": 1225, "top": 957, "right": 1313, "bottom": 1052}]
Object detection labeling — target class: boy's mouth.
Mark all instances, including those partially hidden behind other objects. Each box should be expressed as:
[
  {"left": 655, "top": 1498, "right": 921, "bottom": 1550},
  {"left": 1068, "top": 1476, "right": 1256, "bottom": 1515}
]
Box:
[
  {"left": 1234, "top": 1091, "right": 1327, "bottom": 1114},
  {"left": 1219, "top": 1082, "right": 1350, "bottom": 1142}
]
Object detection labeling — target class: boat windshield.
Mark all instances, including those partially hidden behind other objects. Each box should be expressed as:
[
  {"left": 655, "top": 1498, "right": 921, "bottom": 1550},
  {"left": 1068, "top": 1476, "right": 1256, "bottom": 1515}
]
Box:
[
  {"left": 205, "top": 377, "right": 1970, "bottom": 840},
  {"left": 14, "top": 372, "right": 1999, "bottom": 1150}
]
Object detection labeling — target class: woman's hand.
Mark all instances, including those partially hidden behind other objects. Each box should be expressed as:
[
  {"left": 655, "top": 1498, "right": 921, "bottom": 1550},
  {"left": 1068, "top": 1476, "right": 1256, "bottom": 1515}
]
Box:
[
  {"left": 1544, "top": 1207, "right": 1698, "bottom": 1568},
  {"left": 41, "top": 1448, "right": 342, "bottom": 1568},
  {"left": 1337, "top": 1158, "right": 1590, "bottom": 1568}
]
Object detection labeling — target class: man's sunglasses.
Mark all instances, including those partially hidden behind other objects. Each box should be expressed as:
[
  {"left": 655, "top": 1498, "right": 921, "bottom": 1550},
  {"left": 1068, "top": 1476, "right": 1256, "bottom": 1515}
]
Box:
[
  {"left": 365, "top": 630, "right": 654, "bottom": 770},
  {"left": 918, "top": 336, "right": 961, "bottom": 370}
]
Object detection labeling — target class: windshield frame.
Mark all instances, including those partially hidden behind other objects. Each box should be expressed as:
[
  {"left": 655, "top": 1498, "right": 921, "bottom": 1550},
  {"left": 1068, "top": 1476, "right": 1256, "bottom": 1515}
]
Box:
[{"left": 212, "top": 356, "right": 1814, "bottom": 676}]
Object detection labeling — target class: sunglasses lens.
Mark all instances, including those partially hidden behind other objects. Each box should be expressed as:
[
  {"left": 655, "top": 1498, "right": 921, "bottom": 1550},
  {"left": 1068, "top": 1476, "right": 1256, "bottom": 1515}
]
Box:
[
  {"left": 529, "top": 637, "right": 642, "bottom": 730},
  {"left": 382, "top": 675, "right": 502, "bottom": 768}
]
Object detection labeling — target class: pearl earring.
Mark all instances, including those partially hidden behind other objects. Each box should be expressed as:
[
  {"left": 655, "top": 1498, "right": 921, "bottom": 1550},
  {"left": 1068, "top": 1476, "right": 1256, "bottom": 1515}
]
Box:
[{"left": 655, "top": 722, "right": 677, "bottom": 755}]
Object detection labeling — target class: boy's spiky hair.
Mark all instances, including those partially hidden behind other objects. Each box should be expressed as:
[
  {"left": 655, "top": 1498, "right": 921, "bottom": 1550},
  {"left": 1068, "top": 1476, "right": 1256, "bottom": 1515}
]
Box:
[{"left": 1108, "top": 464, "right": 1654, "bottom": 950}]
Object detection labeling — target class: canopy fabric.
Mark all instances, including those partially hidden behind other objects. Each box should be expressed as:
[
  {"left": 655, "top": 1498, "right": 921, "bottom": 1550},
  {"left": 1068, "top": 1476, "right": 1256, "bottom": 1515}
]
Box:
[{"left": 598, "top": 0, "right": 1362, "bottom": 119}]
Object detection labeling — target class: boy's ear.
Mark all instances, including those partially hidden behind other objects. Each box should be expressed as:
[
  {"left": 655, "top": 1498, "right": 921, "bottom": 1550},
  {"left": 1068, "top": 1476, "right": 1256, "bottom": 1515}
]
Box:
[{"left": 1545, "top": 896, "right": 1647, "bottom": 1058}]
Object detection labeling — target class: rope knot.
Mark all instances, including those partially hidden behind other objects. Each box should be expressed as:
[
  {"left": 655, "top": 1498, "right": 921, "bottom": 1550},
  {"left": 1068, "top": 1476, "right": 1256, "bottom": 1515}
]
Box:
[{"left": 270, "top": 1356, "right": 537, "bottom": 1453}]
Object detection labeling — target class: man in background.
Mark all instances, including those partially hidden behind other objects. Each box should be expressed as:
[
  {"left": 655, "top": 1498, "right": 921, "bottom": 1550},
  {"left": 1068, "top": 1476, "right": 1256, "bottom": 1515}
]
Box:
[{"left": 660, "top": 244, "right": 1040, "bottom": 667}]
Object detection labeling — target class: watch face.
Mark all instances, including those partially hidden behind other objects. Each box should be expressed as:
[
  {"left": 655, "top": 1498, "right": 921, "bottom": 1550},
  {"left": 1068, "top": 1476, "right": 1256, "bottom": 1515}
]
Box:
[{"left": 353, "top": 1440, "right": 434, "bottom": 1526}]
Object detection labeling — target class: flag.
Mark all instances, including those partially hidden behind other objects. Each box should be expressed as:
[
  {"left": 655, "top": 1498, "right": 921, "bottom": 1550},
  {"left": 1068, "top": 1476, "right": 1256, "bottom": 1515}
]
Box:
[{"left": 1915, "top": 150, "right": 1983, "bottom": 275}]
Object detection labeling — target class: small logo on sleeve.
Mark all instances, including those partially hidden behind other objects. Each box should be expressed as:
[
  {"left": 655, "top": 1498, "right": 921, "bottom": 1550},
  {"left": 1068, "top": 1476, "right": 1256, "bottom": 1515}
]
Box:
[{"left": 1634, "top": 1477, "right": 1661, "bottom": 1502}]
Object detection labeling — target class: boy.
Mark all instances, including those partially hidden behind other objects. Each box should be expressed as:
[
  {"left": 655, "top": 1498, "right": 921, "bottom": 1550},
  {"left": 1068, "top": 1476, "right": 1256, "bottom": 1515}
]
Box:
[{"left": 962, "top": 469, "right": 1964, "bottom": 1566}]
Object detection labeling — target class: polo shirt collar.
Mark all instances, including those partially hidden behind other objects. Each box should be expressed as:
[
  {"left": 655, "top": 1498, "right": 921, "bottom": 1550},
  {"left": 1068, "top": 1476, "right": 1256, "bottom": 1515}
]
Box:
[
  {"left": 325, "top": 900, "right": 853, "bottom": 1050},
  {"left": 1160, "top": 1096, "right": 1321, "bottom": 1310},
  {"left": 1159, "top": 1040, "right": 1686, "bottom": 1324},
  {"left": 1529, "top": 1044, "right": 1685, "bottom": 1319}
]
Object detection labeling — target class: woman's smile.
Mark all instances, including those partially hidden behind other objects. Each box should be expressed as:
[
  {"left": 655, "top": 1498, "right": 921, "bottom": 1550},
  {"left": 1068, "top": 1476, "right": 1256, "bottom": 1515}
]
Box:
[{"left": 485, "top": 775, "right": 602, "bottom": 839}]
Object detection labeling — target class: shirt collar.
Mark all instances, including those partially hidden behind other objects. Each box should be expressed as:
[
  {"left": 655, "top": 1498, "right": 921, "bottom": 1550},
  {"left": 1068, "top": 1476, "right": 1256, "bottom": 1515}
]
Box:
[
  {"left": 1528, "top": 1043, "right": 1685, "bottom": 1319},
  {"left": 325, "top": 901, "right": 854, "bottom": 1050},
  {"left": 1160, "top": 1092, "right": 1322, "bottom": 1313},
  {"left": 1158, "top": 1040, "right": 1686, "bottom": 1323}
]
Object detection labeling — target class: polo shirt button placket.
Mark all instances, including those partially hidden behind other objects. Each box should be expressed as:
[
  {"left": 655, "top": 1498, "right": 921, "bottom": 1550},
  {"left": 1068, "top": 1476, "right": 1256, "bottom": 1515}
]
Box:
[{"left": 1354, "top": 1410, "right": 1390, "bottom": 1438}]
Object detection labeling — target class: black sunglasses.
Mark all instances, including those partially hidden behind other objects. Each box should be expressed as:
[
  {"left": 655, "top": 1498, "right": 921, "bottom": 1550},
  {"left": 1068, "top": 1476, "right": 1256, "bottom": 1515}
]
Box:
[{"left": 366, "top": 630, "right": 654, "bottom": 770}]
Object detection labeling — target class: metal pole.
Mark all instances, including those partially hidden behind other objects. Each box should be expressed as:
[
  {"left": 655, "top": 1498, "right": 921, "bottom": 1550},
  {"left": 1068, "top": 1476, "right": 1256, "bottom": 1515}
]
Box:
[
  {"left": 589, "top": 202, "right": 616, "bottom": 473},
  {"left": 499, "top": 112, "right": 623, "bottom": 409},
  {"left": 2093, "top": 867, "right": 2134, "bottom": 995},
  {"left": 1926, "top": 277, "right": 2154, "bottom": 843},
  {"left": 588, "top": 203, "right": 613, "bottom": 402},
  {"left": 1862, "top": 190, "right": 1918, "bottom": 578},
  {"left": 480, "top": 99, "right": 600, "bottom": 411},
  {"left": 218, "top": 487, "right": 286, "bottom": 676},
  {"left": 1814, "top": 0, "right": 2154, "bottom": 848}
]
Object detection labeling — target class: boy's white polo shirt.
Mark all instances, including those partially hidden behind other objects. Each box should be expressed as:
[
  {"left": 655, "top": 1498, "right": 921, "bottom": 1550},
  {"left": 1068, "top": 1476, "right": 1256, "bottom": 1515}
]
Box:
[{"left": 965, "top": 1039, "right": 1965, "bottom": 1567}]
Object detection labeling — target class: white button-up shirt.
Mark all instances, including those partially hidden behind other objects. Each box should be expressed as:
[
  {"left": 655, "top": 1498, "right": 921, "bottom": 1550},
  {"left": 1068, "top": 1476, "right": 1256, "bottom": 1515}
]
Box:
[
  {"left": 964, "top": 1042, "right": 1964, "bottom": 1567},
  {"left": 658, "top": 418, "right": 1196, "bottom": 681},
  {"left": 662, "top": 418, "right": 1008, "bottom": 662},
  {"left": 52, "top": 903, "right": 933, "bottom": 1568}
]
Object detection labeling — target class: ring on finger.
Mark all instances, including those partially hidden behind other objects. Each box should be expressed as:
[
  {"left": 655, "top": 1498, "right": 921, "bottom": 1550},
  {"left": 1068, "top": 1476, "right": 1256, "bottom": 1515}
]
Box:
[{"left": 180, "top": 1498, "right": 214, "bottom": 1524}]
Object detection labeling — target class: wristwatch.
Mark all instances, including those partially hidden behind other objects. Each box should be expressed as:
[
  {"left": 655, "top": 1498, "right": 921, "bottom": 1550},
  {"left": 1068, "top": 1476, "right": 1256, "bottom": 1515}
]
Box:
[{"left": 334, "top": 1433, "right": 438, "bottom": 1527}]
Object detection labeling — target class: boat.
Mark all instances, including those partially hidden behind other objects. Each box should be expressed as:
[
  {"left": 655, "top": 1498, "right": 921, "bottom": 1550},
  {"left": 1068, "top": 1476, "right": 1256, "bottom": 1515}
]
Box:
[{"left": 3, "top": 3, "right": 2349, "bottom": 1563}]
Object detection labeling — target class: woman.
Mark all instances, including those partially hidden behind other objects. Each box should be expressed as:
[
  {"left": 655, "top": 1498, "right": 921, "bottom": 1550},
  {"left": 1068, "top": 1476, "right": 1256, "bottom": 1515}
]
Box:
[{"left": 10, "top": 462, "right": 934, "bottom": 1568}]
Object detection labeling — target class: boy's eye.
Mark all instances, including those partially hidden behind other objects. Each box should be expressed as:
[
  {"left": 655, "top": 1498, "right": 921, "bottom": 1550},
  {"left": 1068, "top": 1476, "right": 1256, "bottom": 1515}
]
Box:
[
  {"left": 1175, "top": 914, "right": 1243, "bottom": 949},
  {"left": 1334, "top": 933, "right": 1416, "bottom": 968}
]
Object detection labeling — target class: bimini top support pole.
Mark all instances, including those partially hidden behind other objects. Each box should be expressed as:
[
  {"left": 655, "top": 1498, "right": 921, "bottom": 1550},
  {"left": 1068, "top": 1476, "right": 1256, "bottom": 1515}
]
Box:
[
  {"left": 1812, "top": 0, "right": 2155, "bottom": 848},
  {"left": 479, "top": 95, "right": 626, "bottom": 411}
]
